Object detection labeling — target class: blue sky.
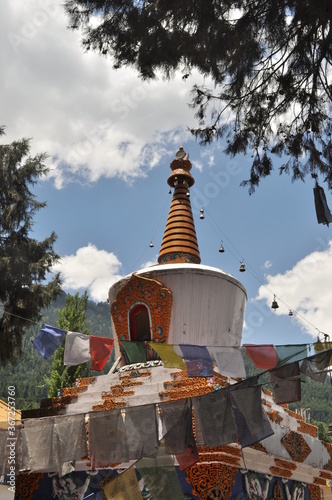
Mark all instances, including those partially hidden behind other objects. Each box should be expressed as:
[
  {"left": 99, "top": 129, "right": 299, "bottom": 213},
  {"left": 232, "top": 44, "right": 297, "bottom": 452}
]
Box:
[{"left": 1, "top": 1, "right": 332, "bottom": 348}]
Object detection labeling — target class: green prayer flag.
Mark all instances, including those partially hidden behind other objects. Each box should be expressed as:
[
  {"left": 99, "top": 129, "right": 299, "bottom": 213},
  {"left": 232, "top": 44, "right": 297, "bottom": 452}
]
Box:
[
  {"left": 276, "top": 344, "right": 308, "bottom": 365},
  {"left": 137, "top": 447, "right": 185, "bottom": 500},
  {"left": 120, "top": 340, "right": 147, "bottom": 363}
]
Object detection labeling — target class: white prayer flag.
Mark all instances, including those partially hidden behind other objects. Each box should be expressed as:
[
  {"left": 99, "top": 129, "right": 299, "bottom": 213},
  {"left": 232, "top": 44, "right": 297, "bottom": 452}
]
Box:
[
  {"left": 208, "top": 346, "right": 246, "bottom": 379},
  {"left": 64, "top": 331, "right": 90, "bottom": 366}
]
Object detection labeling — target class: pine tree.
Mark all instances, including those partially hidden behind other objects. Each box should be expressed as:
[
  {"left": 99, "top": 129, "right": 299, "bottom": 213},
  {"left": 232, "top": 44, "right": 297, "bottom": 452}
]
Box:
[
  {"left": 65, "top": 0, "right": 332, "bottom": 192},
  {"left": 46, "top": 291, "right": 91, "bottom": 397},
  {"left": 0, "top": 127, "right": 62, "bottom": 364}
]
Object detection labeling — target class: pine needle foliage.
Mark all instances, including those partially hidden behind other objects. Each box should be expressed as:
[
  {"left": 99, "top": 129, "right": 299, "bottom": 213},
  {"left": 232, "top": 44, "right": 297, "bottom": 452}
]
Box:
[
  {"left": 0, "top": 127, "right": 62, "bottom": 364},
  {"left": 65, "top": 0, "right": 332, "bottom": 192},
  {"left": 46, "top": 291, "right": 91, "bottom": 398}
]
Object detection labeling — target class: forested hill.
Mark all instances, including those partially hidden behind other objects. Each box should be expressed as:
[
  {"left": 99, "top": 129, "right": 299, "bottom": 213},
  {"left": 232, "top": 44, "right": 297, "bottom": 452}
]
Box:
[{"left": 0, "top": 293, "right": 114, "bottom": 411}]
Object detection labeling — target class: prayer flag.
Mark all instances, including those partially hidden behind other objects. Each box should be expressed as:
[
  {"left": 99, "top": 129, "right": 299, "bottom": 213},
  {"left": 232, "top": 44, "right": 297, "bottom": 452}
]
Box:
[
  {"left": 64, "top": 331, "right": 90, "bottom": 366},
  {"left": 244, "top": 344, "right": 277, "bottom": 369},
  {"left": 0, "top": 429, "right": 7, "bottom": 475},
  {"left": 175, "top": 441, "right": 199, "bottom": 470},
  {"left": 314, "top": 340, "right": 332, "bottom": 352},
  {"left": 160, "top": 399, "right": 199, "bottom": 469},
  {"left": 276, "top": 344, "right": 308, "bottom": 365},
  {"left": 208, "top": 346, "right": 246, "bottom": 379},
  {"left": 229, "top": 378, "right": 273, "bottom": 447},
  {"left": 32, "top": 324, "right": 66, "bottom": 359},
  {"left": 230, "top": 384, "right": 264, "bottom": 435},
  {"left": 314, "top": 184, "right": 332, "bottom": 226},
  {"left": 90, "top": 335, "right": 114, "bottom": 371},
  {"left": 232, "top": 402, "right": 273, "bottom": 448},
  {"left": 148, "top": 343, "right": 186, "bottom": 369},
  {"left": 54, "top": 414, "right": 87, "bottom": 475},
  {"left": 22, "top": 414, "right": 87, "bottom": 475},
  {"left": 269, "top": 361, "right": 301, "bottom": 404},
  {"left": 52, "top": 473, "right": 91, "bottom": 499},
  {"left": 0, "top": 426, "right": 22, "bottom": 476},
  {"left": 314, "top": 341, "right": 332, "bottom": 365},
  {"left": 136, "top": 447, "right": 185, "bottom": 500},
  {"left": 22, "top": 416, "right": 56, "bottom": 471},
  {"left": 124, "top": 405, "right": 158, "bottom": 459},
  {"left": 193, "top": 389, "right": 237, "bottom": 446},
  {"left": 160, "top": 399, "right": 194, "bottom": 455},
  {"left": 180, "top": 344, "right": 214, "bottom": 377},
  {"left": 103, "top": 467, "right": 143, "bottom": 500},
  {"left": 89, "top": 410, "right": 129, "bottom": 468},
  {"left": 120, "top": 340, "right": 146, "bottom": 364},
  {"left": 300, "top": 349, "right": 332, "bottom": 383}
]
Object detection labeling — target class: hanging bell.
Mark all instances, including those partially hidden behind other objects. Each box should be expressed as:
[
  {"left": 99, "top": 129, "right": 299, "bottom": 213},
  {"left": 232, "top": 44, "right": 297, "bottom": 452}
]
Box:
[
  {"left": 219, "top": 242, "right": 225, "bottom": 253},
  {"left": 200, "top": 208, "right": 205, "bottom": 220},
  {"left": 149, "top": 241, "right": 154, "bottom": 248},
  {"left": 239, "top": 261, "right": 245, "bottom": 272},
  {"left": 288, "top": 309, "right": 293, "bottom": 316},
  {"left": 168, "top": 189, "right": 172, "bottom": 194},
  {"left": 271, "top": 295, "right": 279, "bottom": 310}
]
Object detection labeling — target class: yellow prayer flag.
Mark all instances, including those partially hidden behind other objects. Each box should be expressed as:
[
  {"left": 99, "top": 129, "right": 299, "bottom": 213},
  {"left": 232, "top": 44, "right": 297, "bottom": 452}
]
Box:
[
  {"left": 148, "top": 343, "right": 186, "bottom": 369},
  {"left": 103, "top": 467, "right": 143, "bottom": 500},
  {"left": 314, "top": 341, "right": 324, "bottom": 352},
  {"left": 314, "top": 341, "right": 332, "bottom": 365}
]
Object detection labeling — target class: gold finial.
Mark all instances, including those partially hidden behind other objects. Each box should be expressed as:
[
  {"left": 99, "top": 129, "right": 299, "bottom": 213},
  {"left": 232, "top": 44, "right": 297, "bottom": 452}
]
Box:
[{"left": 158, "top": 148, "right": 201, "bottom": 265}]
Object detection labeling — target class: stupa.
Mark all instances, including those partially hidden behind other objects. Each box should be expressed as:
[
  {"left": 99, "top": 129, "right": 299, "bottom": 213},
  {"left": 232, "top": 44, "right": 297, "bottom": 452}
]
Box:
[{"left": 13, "top": 148, "right": 332, "bottom": 499}]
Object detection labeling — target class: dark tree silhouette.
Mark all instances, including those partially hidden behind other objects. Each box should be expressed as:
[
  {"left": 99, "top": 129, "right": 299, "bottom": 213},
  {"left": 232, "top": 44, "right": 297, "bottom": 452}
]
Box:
[
  {"left": 0, "top": 127, "right": 62, "bottom": 364},
  {"left": 65, "top": 0, "right": 332, "bottom": 192}
]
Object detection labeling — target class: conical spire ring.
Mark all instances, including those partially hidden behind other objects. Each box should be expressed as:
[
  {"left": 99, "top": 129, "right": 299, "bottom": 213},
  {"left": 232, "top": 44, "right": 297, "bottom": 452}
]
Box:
[{"left": 158, "top": 147, "right": 201, "bottom": 265}]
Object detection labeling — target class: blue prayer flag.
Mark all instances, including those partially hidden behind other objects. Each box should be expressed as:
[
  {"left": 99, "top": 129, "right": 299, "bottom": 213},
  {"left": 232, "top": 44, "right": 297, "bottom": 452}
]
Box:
[
  {"left": 32, "top": 324, "right": 66, "bottom": 359},
  {"left": 179, "top": 344, "right": 214, "bottom": 377}
]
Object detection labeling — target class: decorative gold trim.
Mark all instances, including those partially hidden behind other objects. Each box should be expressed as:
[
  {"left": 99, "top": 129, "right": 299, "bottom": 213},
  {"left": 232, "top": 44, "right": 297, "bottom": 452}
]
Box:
[
  {"left": 269, "top": 467, "right": 293, "bottom": 478},
  {"left": 313, "top": 477, "right": 327, "bottom": 486},
  {"left": 323, "top": 442, "right": 332, "bottom": 471},
  {"left": 15, "top": 473, "right": 44, "bottom": 499},
  {"left": 320, "top": 470, "right": 332, "bottom": 480},
  {"left": 274, "top": 459, "right": 297, "bottom": 471},
  {"left": 272, "top": 481, "right": 283, "bottom": 499},
  {"left": 281, "top": 430, "right": 312, "bottom": 463},
  {"left": 308, "top": 483, "right": 323, "bottom": 500},
  {"left": 111, "top": 273, "right": 172, "bottom": 344},
  {"left": 186, "top": 463, "right": 238, "bottom": 500},
  {"left": 297, "top": 420, "right": 318, "bottom": 438}
]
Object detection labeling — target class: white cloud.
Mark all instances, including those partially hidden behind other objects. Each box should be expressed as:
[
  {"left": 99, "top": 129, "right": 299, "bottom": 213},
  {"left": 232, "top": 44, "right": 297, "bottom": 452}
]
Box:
[
  {"left": 255, "top": 241, "right": 332, "bottom": 338},
  {"left": 200, "top": 149, "right": 215, "bottom": 168},
  {"left": 0, "top": 1, "right": 203, "bottom": 188},
  {"left": 139, "top": 257, "right": 158, "bottom": 269},
  {"left": 53, "top": 244, "right": 123, "bottom": 302},
  {"left": 193, "top": 160, "right": 203, "bottom": 172},
  {"left": 263, "top": 260, "right": 272, "bottom": 269}
]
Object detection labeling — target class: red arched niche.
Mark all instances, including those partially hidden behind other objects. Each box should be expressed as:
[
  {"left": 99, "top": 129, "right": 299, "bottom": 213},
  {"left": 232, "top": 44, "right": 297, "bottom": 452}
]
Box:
[
  {"left": 110, "top": 273, "right": 172, "bottom": 344},
  {"left": 129, "top": 303, "right": 151, "bottom": 341}
]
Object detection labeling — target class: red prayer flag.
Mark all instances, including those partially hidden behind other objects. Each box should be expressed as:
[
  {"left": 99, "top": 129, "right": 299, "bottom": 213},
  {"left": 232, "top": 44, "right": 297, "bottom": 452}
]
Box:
[
  {"left": 243, "top": 344, "right": 277, "bottom": 369},
  {"left": 176, "top": 442, "right": 199, "bottom": 470},
  {"left": 89, "top": 335, "right": 114, "bottom": 371}
]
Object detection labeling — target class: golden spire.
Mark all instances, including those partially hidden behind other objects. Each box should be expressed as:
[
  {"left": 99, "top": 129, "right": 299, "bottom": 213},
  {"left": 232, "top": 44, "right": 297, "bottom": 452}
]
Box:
[{"left": 158, "top": 147, "right": 201, "bottom": 264}]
